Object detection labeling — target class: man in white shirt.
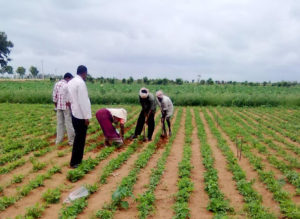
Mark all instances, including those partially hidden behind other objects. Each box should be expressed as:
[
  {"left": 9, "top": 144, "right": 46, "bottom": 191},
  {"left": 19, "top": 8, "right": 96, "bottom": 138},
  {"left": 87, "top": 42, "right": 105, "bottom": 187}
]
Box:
[
  {"left": 156, "top": 90, "right": 174, "bottom": 137},
  {"left": 52, "top": 73, "right": 74, "bottom": 145},
  {"left": 68, "top": 65, "right": 92, "bottom": 168}
]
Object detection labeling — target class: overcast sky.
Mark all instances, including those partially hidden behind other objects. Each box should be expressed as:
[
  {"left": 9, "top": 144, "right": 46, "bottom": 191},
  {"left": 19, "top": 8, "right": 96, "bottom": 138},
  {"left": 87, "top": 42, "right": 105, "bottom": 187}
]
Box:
[{"left": 1, "top": 0, "right": 300, "bottom": 82}]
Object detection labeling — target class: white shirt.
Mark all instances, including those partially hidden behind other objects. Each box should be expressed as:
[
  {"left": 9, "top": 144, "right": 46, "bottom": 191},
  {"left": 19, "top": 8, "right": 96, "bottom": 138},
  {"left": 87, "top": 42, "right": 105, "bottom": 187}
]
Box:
[
  {"left": 157, "top": 95, "right": 173, "bottom": 117},
  {"left": 68, "top": 75, "right": 92, "bottom": 119}
]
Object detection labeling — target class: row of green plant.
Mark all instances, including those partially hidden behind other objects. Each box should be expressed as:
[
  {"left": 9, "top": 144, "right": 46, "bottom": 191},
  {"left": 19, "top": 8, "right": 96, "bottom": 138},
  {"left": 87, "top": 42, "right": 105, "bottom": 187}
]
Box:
[
  {"left": 193, "top": 108, "right": 233, "bottom": 217},
  {"left": 215, "top": 107, "right": 300, "bottom": 218},
  {"left": 95, "top": 126, "right": 165, "bottom": 218},
  {"left": 205, "top": 108, "right": 275, "bottom": 218},
  {"left": 234, "top": 109, "right": 300, "bottom": 168},
  {"left": 66, "top": 109, "right": 139, "bottom": 182},
  {"left": 0, "top": 165, "right": 61, "bottom": 211},
  {"left": 14, "top": 187, "right": 64, "bottom": 219},
  {"left": 59, "top": 115, "right": 161, "bottom": 218},
  {"left": 237, "top": 109, "right": 300, "bottom": 156},
  {"left": 249, "top": 108, "right": 300, "bottom": 144},
  {"left": 172, "top": 108, "right": 194, "bottom": 219},
  {"left": 0, "top": 105, "right": 138, "bottom": 186},
  {"left": 136, "top": 109, "right": 182, "bottom": 219},
  {"left": 228, "top": 109, "right": 300, "bottom": 192}
]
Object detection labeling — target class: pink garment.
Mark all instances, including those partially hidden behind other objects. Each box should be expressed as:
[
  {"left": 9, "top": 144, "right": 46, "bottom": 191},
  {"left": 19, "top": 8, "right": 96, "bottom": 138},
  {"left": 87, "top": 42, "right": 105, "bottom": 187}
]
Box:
[{"left": 96, "top": 108, "right": 121, "bottom": 141}]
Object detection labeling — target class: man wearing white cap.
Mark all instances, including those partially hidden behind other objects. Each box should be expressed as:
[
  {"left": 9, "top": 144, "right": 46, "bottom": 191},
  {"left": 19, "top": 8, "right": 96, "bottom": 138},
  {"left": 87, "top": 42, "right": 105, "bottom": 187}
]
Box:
[
  {"left": 131, "top": 87, "right": 156, "bottom": 141},
  {"left": 156, "top": 90, "right": 173, "bottom": 137}
]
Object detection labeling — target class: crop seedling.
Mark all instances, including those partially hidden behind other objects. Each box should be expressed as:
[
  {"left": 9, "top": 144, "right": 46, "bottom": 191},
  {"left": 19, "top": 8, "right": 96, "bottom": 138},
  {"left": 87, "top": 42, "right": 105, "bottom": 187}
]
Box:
[
  {"left": 42, "top": 188, "right": 61, "bottom": 204},
  {"left": 11, "top": 174, "right": 24, "bottom": 184}
]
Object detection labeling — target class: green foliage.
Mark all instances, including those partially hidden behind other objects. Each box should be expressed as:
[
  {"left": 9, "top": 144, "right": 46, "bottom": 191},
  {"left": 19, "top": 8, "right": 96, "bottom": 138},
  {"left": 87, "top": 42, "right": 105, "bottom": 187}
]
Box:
[
  {"left": 29, "top": 66, "right": 39, "bottom": 77},
  {"left": 137, "top": 109, "right": 183, "bottom": 219},
  {"left": 0, "top": 31, "right": 13, "bottom": 68},
  {"left": 11, "top": 174, "right": 24, "bottom": 183},
  {"left": 24, "top": 203, "right": 44, "bottom": 218},
  {"left": 1, "top": 81, "right": 300, "bottom": 106},
  {"left": 16, "top": 66, "right": 26, "bottom": 77},
  {"left": 59, "top": 198, "right": 87, "bottom": 219},
  {"left": 96, "top": 209, "right": 113, "bottom": 219},
  {"left": 42, "top": 188, "right": 61, "bottom": 204}
]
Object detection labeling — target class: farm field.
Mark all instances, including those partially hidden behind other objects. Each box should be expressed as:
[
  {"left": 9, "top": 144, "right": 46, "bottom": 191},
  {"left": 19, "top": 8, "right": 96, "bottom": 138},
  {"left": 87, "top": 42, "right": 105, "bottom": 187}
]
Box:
[
  {"left": 1, "top": 80, "right": 300, "bottom": 106},
  {"left": 0, "top": 103, "right": 300, "bottom": 218}
]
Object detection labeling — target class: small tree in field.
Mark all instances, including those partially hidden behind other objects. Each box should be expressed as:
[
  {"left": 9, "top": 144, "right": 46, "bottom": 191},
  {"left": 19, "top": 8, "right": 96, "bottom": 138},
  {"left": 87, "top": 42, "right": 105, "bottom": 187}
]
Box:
[
  {"left": 16, "top": 66, "right": 26, "bottom": 78},
  {"left": 29, "top": 66, "right": 39, "bottom": 78},
  {"left": 5, "top": 65, "right": 13, "bottom": 74},
  {"left": 127, "top": 76, "right": 134, "bottom": 84},
  {"left": 175, "top": 78, "right": 183, "bottom": 85},
  {"left": 0, "top": 32, "right": 14, "bottom": 69}
]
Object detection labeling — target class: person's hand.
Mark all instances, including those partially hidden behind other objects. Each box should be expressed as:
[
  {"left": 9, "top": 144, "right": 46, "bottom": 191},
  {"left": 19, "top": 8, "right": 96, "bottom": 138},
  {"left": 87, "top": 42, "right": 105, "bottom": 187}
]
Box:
[
  {"left": 66, "top": 102, "right": 71, "bottom": 107},
  {"left": 85, "top": 119, "right": 90, "bottom": 126}
]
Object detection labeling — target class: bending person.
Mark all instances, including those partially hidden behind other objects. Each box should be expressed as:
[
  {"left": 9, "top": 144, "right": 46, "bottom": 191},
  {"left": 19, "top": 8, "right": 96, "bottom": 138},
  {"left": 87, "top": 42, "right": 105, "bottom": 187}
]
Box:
[
  {"left": 131, "top": 88, "right": 156, "bottom": 141},
  {"left": 156, "top": 90, "right": 173, "bottom": 137},
  {"left": 96, "top": 108, "right": 127, "bottom": 146}
]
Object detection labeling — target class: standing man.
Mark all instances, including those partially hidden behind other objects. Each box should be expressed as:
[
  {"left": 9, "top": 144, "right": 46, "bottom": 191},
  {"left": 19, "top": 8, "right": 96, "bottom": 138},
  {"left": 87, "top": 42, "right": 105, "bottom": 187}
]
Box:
[
  {"left": 68, "top": 65, "right": 91, "bottom": 168},
  {"left": 52, "top": 73, "right": 75, "bottom": 146},
  {"left": 131, "top": 88, "right": 156, "bottom": 141},
  {"left": 156, "top": 90, "right": 173, "bottom": 137}
]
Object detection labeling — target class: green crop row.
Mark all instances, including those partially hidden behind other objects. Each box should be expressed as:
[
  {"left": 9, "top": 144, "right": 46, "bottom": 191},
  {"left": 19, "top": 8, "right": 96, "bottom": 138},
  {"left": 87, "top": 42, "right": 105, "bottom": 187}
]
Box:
[
  {"left": 95, "top": 110, "right": 180, "bottom": 218},
  {"left": 0, "top": 166, "right": 61, "bottom": 211},
  {"left": 205, "top": 108, "right": 275, "bottom": 218},
  {"left": 193, "top": 108, "right": 232, "bottom": 217},
  {"left": 95, "top": 126, "right": 164, "bottom": 218},
  {"left": 173, "top": 108, "right": 194, "bottom": 219},
  {"left": 234, "top": 109, "right": 300, "bottom": 168},
  {"left": 229, "top": 109, "right": 300, "bottom": 190},
  {"left": 136, "top": 108, "right": 182, "bottom": 219},
  {"left": 59, "top": 115, "right": 161, "bottom": 218},
  {"left": 215, "top": 107, "right": 300, "bottom": 218}
]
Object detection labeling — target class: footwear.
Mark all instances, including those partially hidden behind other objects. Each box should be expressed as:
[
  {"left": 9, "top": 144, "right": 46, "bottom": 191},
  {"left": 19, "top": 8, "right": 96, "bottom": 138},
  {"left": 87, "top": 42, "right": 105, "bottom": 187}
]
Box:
[
  {"left": 148, "top": 138, "right": 152, "bottom": 141},
  {"left": 70, "top": 164, "right": 79, "bottom": 169},
  {"left": 169, "top": 131, "right": 172, "bottom": 137},
  {"left": 130, "top": 135, "right": 137, "bottom": 140},
  {"left": 105, "top": 139, "right": 111, "bottom": 146}
]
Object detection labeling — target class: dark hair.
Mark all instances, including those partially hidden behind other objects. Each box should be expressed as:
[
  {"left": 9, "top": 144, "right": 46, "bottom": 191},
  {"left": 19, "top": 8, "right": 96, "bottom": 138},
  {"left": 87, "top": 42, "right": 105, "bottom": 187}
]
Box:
[
  {"left": 77, "top": 65, "right": 87, "bottom": 75},
  {"left": 64, "top": 72, "right": 73, "bottom": 79}
]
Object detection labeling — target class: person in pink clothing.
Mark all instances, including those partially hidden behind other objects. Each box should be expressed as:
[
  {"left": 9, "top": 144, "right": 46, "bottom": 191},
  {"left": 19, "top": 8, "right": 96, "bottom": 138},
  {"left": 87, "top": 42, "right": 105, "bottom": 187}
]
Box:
[{"left": 96, "top": 108, "right": 127, "bottom": 146}]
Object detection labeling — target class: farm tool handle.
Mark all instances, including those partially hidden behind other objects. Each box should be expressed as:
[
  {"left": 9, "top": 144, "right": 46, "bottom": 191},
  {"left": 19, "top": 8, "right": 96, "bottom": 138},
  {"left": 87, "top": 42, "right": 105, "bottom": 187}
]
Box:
[{"left": 236, "top": 136, "right": 243, "bottom": 160}]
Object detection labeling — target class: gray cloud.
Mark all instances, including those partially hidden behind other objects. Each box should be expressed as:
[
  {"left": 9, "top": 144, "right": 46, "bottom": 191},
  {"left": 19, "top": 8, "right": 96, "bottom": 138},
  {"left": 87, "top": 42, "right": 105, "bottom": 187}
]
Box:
[{"left": 0, "top": 0, "right": 300, "bottom": 81}]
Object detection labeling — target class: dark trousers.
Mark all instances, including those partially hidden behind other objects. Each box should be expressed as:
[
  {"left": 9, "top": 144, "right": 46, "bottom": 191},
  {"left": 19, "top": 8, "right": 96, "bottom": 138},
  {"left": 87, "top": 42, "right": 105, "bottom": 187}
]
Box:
[
  {"left": 70, "top": 116, "right": 87, "bottom": 166},
  {"left": 134, "top": 110, "right": 155, "bottom": 140}
]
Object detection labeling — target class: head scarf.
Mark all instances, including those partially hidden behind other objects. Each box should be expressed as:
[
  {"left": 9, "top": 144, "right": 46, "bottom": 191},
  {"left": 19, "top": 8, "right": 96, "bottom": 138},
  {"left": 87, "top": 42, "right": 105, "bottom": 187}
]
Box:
[
  {"left": 107, "top": 108, "right": 127, "bottom": 123},
  {"left": 156, "top": 90, "right": 163, "bottom": 98},
  {"left": 139, "top": 87, "right": 149, "bottom": 99}
]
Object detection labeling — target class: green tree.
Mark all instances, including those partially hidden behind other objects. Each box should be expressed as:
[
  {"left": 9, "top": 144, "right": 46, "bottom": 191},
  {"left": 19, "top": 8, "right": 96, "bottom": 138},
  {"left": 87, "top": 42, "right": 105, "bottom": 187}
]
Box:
[
  {"left": 206, "top": 78, "right": 214, "bottom": 85},
  {"left": 127, "top": 76, "right": 134, "bottom": 84},
  {"left": 16, "top": 66, "right": 26, "bottom": 78},
  {"left": 143, "top": 77, "right": 149, "bottom": 85},
  {"left": 29, "top": 66, "right": 39, "bottom": 78},
  {"left": 175, "top": 78, "right": 183, "bottom": 85},
  {"left": 0, "top": 32, "right": 14, "bottom": 69},
  {"left": 5, "top": 65, "right": 13, "bottom": 74}
]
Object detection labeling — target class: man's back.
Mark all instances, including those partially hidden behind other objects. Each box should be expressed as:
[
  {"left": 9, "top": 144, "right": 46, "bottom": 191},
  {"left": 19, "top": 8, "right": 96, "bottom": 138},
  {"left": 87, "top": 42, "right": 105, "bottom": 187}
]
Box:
[
  {"left": 68, "top": 75, "right": 91, "bottom": 120},
  {"left": 53, "top": 79, "right": 69, "bottom": 110}
]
